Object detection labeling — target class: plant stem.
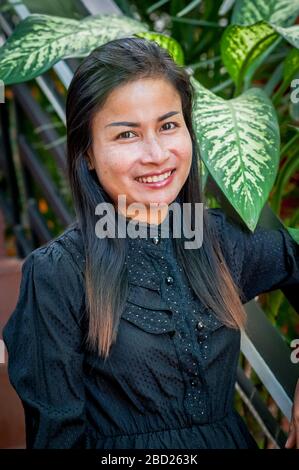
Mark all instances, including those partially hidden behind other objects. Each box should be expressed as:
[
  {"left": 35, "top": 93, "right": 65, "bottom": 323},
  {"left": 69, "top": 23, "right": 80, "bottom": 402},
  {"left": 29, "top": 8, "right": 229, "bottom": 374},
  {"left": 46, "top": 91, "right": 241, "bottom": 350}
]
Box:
[
  {"left": 188, "top": 55, "right": 221, "bottom": 70},
  {"left": 272, "top": 80, "right": 289, "bottom": 106},
  {"left": 169, "top": 16, "right": 223, "bottom": 28},
  {"left": 271, "top": 151, "right": 299, "bottom": 214},
  {"left": 280, "top": 131, "right": 299, "bottom": 158}
]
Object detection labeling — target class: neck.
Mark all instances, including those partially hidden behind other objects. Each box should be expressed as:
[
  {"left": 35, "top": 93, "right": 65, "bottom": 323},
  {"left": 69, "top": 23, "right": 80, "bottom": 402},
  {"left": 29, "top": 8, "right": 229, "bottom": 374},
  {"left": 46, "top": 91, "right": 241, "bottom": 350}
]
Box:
[{"left": 120, "top": 203, "right": 169, "bottom": 226}]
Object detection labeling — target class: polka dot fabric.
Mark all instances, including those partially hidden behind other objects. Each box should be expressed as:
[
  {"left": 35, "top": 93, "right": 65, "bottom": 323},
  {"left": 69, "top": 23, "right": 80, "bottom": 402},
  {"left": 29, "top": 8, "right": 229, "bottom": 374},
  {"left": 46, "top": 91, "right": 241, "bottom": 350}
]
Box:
[{"left": 3, "top": 208, "right": 298, "bottom": 449}]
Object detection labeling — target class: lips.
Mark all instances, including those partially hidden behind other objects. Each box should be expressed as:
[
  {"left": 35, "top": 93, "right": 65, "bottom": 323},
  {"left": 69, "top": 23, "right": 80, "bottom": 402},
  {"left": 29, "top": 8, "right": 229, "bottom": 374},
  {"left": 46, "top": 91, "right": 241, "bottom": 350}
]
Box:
[
  {"left": 135, "top": 167, "right": 176, "bottom": 180},
  {"left": 136, "top": 169, "right": 174, "bottom": 184},
  {"left": 135, "top": 169, "right": 176, "bottom": 188}
]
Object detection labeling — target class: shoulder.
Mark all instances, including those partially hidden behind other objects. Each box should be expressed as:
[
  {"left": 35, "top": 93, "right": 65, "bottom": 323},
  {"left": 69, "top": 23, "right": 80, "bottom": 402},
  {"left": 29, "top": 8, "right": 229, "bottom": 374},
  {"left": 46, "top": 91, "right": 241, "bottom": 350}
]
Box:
[
  {"left": 206, "top": 206, "right": 238, "bottom": 228},
  {"left": 204, "top": 207, "right": 248, "bottom": 284},
  {"left": 205, "top": 206, "right": 249, "bottom": 242},
  {"left": 19, "top": 222, "right": 86, "bottom": 313},
  {"left": 205, "top": 207, "right": 239, "bottom": 244},
  {"left": 3, "top": 224, "right": 86, "bottom": 357},
  {"left": 24, "top": 221, "right": 85, "bottom": 276}
]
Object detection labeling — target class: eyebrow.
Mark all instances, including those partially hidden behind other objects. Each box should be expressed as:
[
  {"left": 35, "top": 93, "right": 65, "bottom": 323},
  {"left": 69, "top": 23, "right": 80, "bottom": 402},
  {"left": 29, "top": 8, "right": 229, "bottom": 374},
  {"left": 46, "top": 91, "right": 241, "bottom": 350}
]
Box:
[{"left": 105, "top": 111, "right": 181, "bottom": 128}]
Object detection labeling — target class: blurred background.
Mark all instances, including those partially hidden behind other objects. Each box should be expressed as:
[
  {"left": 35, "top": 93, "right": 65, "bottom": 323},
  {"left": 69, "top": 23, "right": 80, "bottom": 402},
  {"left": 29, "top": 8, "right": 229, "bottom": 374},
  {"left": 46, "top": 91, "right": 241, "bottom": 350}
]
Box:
[{"left": 0, "top": 0, "right": 298, "bottom": 449}]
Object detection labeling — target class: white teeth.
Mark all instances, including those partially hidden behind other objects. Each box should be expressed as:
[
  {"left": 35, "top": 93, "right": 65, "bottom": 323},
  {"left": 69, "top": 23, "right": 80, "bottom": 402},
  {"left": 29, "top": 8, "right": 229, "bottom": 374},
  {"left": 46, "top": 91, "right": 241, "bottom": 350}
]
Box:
[{"left": 137, "top": 170, "right": 172, "bottom": 183}]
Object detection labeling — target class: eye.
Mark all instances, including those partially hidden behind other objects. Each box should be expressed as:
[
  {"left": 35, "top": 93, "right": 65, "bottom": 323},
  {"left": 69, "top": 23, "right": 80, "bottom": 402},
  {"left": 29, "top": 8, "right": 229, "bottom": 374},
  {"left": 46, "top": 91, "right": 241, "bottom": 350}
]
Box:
[
  {"left": 161, "top": 121, "right": 178, "bottom": 131},
  {"left": 115, "top": 122, "right": 179, "bottom": 140},
  {"left": 116, "top": 130, "right": 136, "bottom": 140}
]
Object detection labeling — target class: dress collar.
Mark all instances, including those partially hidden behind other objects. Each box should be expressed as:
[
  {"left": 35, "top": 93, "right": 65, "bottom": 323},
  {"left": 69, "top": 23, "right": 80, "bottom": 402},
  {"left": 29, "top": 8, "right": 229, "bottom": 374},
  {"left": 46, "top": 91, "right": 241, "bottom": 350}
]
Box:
[{"left": 120, "top": 207, "right": 174, "bottom": 255}]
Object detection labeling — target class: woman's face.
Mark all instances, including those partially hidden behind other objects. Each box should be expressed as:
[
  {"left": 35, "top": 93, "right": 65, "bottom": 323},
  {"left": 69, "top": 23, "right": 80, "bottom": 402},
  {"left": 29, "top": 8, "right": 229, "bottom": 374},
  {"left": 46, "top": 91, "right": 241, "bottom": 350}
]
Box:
[{"left": 88, "top": 77, "right": 193, "bottom": 221}]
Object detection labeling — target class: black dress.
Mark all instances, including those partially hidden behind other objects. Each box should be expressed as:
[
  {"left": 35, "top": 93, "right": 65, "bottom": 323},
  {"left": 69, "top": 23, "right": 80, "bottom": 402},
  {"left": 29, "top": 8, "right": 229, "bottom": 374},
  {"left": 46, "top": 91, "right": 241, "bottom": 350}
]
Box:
[{"left": 3, "top": 208, "right": 299, "bottom": 449}]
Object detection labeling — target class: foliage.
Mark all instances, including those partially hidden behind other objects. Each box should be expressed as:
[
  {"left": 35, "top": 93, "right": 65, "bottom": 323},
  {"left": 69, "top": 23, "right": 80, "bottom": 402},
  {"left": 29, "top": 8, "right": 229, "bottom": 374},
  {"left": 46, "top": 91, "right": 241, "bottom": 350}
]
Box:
[{"left": 0, "top": 0, "right": 298, "bottom": 239}]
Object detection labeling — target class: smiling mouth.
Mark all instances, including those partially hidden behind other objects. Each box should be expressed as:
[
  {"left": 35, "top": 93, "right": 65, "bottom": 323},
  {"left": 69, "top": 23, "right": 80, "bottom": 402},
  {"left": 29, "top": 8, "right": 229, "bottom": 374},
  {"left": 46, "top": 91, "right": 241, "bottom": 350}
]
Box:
[{"left": 135, "top": 169, "right": 176, "bottom": 184}]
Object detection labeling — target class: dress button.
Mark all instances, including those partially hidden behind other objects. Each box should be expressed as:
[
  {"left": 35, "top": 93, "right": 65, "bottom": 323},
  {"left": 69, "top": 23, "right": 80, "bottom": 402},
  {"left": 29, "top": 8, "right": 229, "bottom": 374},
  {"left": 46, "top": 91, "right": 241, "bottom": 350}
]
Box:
[
  {"left": 152, "top": 236, "right": 160, "bottom": 245},
  {"left": 165, "top": 276, "right": 174, "bottom": 285},
  {"left": 189, "top": 378, "right": 199, "bottom": 386},
  {"left": 196, "top": 320, "right": 204, "bottom": 331}
]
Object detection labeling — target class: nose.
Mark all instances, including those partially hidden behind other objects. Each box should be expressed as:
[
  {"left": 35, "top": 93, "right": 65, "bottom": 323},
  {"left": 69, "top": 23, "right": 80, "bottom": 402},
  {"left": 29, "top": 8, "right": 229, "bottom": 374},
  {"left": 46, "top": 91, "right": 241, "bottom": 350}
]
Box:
[{"left": 142, "top": 137, "right": 169, "bottom": 165}]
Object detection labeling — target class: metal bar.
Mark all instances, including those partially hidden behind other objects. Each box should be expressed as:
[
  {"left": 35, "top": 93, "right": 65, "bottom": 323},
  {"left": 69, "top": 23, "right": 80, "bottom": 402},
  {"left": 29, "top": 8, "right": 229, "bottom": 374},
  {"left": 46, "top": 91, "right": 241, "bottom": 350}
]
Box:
[
  {"left": 241, "top": 299, "right": 299, "bottom": 420},
  {"left": 0, "top": 103, "right": 21, "bottom": 225},
  {"left": 12, "top": 84, "right": 66, "bottom": 173},
  {"left": 0, "top": 192, "right": 13, "bottom": 227},
  {"left": 13, "top": 224, "right": 34, "bottom": 257},
  {"left": 18, "top": 135, "right": 73, "bottom": 227},
  {"left": 236, "top": 366, "right": 287, "bottom": 449},
  {"left": 35, "top": 76, "right": 66, "bottom": 125},
  {"left": 27, "top": 199, "right": 52, "bottom": 245},
  {"left": 80, "top": 0, "right": 122, "bottom": 15}
]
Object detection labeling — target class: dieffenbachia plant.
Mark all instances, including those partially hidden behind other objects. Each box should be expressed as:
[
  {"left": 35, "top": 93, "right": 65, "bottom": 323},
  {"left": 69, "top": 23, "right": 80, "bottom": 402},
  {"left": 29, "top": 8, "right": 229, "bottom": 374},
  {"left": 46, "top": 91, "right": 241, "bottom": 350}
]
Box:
[
  {"left": 191, "top": 78, "right": 280, "bottom": 230},
  {"left": 220, "top": 0, "right": 299, "bottom": 239},
  {"left": 0, "top": 1, "right": 298, "bottom": 239},
  {"left": 0, "top": 14, "right": 184, "bottom": 85}
]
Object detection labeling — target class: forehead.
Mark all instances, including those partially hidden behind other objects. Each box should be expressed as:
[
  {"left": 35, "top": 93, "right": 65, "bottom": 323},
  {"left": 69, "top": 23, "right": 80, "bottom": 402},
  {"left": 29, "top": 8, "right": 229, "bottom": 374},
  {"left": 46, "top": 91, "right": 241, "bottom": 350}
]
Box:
[{"left": 92, "top": 77, "right": 182, "bottom": 126}]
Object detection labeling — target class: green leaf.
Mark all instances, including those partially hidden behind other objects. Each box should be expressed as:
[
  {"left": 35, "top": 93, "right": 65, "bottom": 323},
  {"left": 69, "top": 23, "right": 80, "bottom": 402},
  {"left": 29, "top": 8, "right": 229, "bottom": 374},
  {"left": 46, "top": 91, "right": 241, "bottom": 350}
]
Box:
[
  {"left": 272, "top": 23, "right": 299, "bottom": 49},
  {"left": 221, "top": 21, "right": 278, "bottom": 92},
  {"left": 0, "top": 13, "right": 149, "bottom": 85},
  {"left": 135, "top": 31, "right": 185, "bottom": 65},
  {"left": 286, "top": 226, "right": 299, "bottom": 244},
  {"left": 222, "top": 19, "right": 299, "bottom": 96},
  {"left": 232, "top": 0, "right": 299, "bottom": 27},
  {"left": 191, "top": 76, "right": 280, "bottom": 231},
  {"left": 200, "top": 159, "right": 209, "bottom": 191},
  {"left": 283, "top": 47, "right": 299, "bottom": 84}
]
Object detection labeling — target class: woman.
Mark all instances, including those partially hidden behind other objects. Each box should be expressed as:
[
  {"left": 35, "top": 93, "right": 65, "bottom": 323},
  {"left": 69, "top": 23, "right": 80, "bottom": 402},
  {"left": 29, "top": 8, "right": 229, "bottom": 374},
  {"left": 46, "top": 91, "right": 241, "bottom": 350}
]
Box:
[{"left": 3, "top": 37, "right": 299, "bottom": 449}]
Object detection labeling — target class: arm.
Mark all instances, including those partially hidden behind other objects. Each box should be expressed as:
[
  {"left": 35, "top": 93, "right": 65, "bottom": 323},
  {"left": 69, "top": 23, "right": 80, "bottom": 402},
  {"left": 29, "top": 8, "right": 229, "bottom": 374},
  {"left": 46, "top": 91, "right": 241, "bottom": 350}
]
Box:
[
  {"left": 2, "top": 242, "right": 87, "bottom": 448},
  {"left": 209, "top": 208, "right": 299, "bottom": 307}
]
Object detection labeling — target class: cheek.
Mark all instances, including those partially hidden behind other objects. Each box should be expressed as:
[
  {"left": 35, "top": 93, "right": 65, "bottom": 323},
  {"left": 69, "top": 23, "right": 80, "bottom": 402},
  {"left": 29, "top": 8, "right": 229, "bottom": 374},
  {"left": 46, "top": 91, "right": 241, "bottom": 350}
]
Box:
[
  {"left": 96, "top": 148, "right": 131, "bottom": 182},
  {"left": 175, "top": 135, "right": 193, "bottom": 166}
]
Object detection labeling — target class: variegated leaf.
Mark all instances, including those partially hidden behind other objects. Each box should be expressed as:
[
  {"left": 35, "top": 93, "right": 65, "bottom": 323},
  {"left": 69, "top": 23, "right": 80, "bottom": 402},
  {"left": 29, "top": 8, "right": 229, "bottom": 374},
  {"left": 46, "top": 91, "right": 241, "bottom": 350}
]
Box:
[
  {"left": 272, "top": 23, "right": 299, "bottom": 49},
  {"left": 222, "top": 20, "right": 299, "bottom": 91},
  {"left": 0, "top": 13, "right": 149, "bottom": 85},
  {"left": 200, "top": 160, "right": 209, "bottom": 190},
  {"left": 232, "top": 0, "right": 299, "bottom": 27},
  {"left": 191, "top": 76, "right": 280, "bottom": 231},
  {"left": 135, "top": 31, "right": 184, "bottom": 65},
  {"left": 221, "top": 21, "right": 278, "bottom": 91}
]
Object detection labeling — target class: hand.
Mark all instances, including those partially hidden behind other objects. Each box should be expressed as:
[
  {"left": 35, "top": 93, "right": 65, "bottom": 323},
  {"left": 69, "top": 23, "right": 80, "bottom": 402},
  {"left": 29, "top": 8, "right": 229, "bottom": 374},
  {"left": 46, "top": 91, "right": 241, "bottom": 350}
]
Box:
[{"left": 285, "top": 378, "right": 299, "bottom": 448}]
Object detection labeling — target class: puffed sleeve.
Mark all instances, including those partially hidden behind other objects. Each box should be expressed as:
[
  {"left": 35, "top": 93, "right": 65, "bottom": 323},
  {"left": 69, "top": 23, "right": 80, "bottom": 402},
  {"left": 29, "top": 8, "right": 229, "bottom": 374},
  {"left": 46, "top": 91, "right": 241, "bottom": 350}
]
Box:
[
  {"left": 2, "top": 241, "right": 87, "bottom": 448},
  {"left": 208, "top": 208, "right": 299, "bottom": 306}
]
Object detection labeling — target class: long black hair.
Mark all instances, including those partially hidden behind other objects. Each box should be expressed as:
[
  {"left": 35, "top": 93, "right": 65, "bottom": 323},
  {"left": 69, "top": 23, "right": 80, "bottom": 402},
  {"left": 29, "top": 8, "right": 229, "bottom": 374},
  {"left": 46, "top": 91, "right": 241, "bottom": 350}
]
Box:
[{"left": 66, "top": 37, "right": 246, "bottom": 361}]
